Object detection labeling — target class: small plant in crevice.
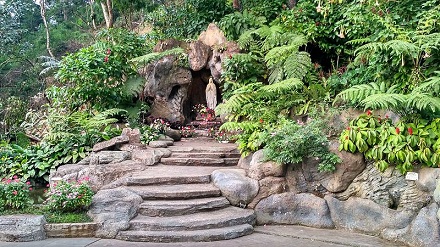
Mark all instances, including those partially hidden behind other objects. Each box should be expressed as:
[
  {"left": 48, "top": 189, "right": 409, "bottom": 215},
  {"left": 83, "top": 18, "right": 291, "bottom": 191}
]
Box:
[
  {"left": 180, "top": 125, "right": 195, "bottom": 138},
  {"left": 263, "top": 119, "right": 340, "bottom": 172}
]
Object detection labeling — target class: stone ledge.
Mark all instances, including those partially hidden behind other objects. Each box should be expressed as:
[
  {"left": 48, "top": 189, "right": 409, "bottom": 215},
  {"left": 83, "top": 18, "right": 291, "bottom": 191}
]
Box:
[{"left": 44, "top": 222, "right": 98, "bottom": 238}]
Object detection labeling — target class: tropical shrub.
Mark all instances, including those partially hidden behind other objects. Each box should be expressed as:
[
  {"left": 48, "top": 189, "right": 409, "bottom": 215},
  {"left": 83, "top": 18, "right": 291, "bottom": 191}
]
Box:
[
  {"left": 264, "top": 119, "right": 340, "bottom": 172},
  {"left": 0, "top": 176, "right": 32, "bottom": 211},
  {"left": 218, "top": 10, "right": 266, "bottom": 40},
  {"left": 44, "top": 179, "right": 94, "bottom": 213},
  {"left": 56, "top": 28, "right": 147, "bottom": 111},
  {"left": 339, "top": 111, "right": 440, "bottom": 174},
  {"left": 146, "top": 0, "right": 233, "bottom": 39}
]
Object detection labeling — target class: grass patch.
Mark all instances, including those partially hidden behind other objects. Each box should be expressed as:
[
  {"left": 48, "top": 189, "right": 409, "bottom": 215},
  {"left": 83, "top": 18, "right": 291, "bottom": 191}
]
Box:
[
  {"left": 45, "top": 212, "right": 92, "bottom": 223},
  {"left": 0, "top": 206, "right": 92, "bottom": 224}
]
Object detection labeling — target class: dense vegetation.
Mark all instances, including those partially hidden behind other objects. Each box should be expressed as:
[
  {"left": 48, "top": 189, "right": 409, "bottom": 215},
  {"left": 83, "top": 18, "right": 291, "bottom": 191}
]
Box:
[{"left": 1, "top": 0, "right": 440, "bottom": 185}]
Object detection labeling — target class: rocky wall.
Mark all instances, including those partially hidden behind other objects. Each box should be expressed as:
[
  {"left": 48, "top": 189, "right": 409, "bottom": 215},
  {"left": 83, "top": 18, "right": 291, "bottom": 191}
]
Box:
[{"left": 235, "top": 146, "right": 440, "bottom": 247}]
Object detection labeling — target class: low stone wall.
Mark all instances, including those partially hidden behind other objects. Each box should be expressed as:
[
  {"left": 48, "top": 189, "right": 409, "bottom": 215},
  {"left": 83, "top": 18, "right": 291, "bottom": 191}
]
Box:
[
  {"left": 44, "top": 223, "right": 98, "bottom": 238},
  {"left": 231, "top": 147, "right": 440, "bottom": 247},
  {"left": 0, "top": 215, "right": 46, "bottom": 242}
]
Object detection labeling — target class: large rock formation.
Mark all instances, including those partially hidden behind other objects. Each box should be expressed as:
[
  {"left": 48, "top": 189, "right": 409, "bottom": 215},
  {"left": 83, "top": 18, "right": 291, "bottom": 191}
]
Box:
[
  {"left": 255, "top": 192, "right": 334, "bottom": 229},
  {"left": 88, "top": 187, "right": 143, "bottom": 238},
  {"left": 211, "top": 169, "right": 259, "bottom": 207},
  {"left": 140, "top": 55, "right": 192, "bottom": 123}
]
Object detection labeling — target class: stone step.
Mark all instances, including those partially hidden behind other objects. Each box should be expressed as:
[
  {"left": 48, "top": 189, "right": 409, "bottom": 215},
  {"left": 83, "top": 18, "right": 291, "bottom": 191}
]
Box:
[
  {"left": 124, "top": 174, "right": 210, "bottom": 186},
  {"left": 139, "top": 197, "right": 230, "bottom": 217},
  {"left": 168, "top": 145, "right": 240, "bottom": 154},
  {"left": 160, "top": 157, "right": 239, "bottom": 166},
  {"left": 116, "top": 224, "right": 254, "bottom": 242},
  {"left": 170, "top": 152, "right": 241, "bottom": 159},
  {"left": 127, "top": 184, "right": 221, "bottom": 200},
  {"left": 128, "top": 207, "right": 256, "bottom": 231}
]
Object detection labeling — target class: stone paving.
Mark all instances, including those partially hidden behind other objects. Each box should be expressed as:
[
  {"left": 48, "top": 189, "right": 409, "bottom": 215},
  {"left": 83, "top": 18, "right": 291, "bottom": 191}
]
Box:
[{"left": 0, "top": 225, "right": 404, "bottom": 247}]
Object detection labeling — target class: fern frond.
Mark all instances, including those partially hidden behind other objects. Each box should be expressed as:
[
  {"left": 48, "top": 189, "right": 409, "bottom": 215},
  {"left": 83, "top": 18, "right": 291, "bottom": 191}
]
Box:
[
  {"left": 361, "top": 93, "right": 407, "bottom": 110},
  {"left": 120, "top": 76, "right": 145, "bottom": 97},
  {"left": 414, "top": 72, "right": 440, "bottom": 94},
  {"left": 407, "top": 93, "right": 440, "bottom": 113},
  {"left": 336, "top": 82, "right": 389, "bottom": 104},
  {"left": 283, "top": 51, "right": 311, "bottom": 81},
  {"left": 131, "top": 47, "right": 185, "bottom": 65},
  {"left": 219, "top": 121, "right": 258, "bottom": 132},
  {"left": 259, "top": 78, "right": 304, "bottom": 95}
]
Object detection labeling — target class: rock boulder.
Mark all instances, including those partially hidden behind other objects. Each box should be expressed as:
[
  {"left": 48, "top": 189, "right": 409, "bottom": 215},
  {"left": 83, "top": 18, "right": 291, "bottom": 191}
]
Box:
[
  {"left": 0, "top": 215, "right": 46, "bottom": 242},
  {"left": 88, "top": 187, "right": 143, "bottom": 238},
  {"left": 255, "top": 192, "right": 334, "bottom": 228},
  {"left": 248, "top": 150, "right": 285, "bottom": 180},
  {"left": 211, "top": 169, "right": 259, "bottom": 207}
]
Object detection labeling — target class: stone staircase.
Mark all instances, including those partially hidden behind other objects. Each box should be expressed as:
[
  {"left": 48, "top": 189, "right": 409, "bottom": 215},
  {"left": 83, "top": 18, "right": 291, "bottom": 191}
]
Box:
[{"left": 116, "top": 138, "right": 256, "bottom": 242}]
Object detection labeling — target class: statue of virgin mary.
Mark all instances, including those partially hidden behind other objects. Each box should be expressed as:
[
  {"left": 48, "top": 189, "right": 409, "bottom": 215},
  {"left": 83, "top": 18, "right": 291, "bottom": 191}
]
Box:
[{"left": 205, "top": 77, "right": 217, "bottom": 110}]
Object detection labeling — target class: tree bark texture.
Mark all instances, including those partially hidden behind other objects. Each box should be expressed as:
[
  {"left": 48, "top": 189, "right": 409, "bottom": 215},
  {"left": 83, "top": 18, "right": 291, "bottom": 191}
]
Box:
[
  {"left": 39, "top": 0, "right": 55, "bottom": 58},
  {"left": 100, "top": 0, "right": 114, "bottom": 28}
]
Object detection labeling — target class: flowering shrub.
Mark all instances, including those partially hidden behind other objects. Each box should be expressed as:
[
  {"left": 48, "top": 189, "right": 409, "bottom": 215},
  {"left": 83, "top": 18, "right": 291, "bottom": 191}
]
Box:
[
  {"left": 214, "top": 130, "right": 237, "bottom": 142},
  {"left": 0, "top": 176, "right": 32, "bottom": 211},
  {"left": 339, "top": 111, "right": 440, "bottom": 174},
  {"left": 150, "top": 118, "right": 170, "bottom": 134},
  {"left": 44, "top": 179, "right": 94, "bottom": 212},
  {"left": 192, "top": 104, "right": 206, "bottom": 115},
  {"left": 180, "top": 126, "right": 195, "bottom": 138}
]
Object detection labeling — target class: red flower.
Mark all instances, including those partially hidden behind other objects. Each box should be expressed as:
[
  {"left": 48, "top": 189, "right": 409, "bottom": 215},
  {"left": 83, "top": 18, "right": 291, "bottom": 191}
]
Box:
[
  {"left": 345, "top": 136, "right": 349, "bottom": 140},
  {"left": 366, "top": 109, "right": 372, "bottom": 116},
  {"left": 377, "top": 117, "right": 381, "bottom": 122},
  {"left": 259, "top": 119, "right": 264, "bottom": 123},
  {"left": 408, "top": 127, "right": 413, "bottom": 135},
  {"left": 385, "top": 115, "right": 389, "bottom": 119},
  {"left": 26, "top": 181, "right": 31, "bottom": 185},
  {"left": 13, "top": 175, "right": 18, "bottom": 179},
  {"left": 346, "top": 127, "right": 351, "bottom": 130},
  {"left": 104, "top": 56, "right": 109, "bottom": 63},
  {"left": 29, "top": 187, "right": 33, "bottom": 191},
  {"left": 106, "top": 48, "right": 111, "bottom": 55},
  {"left": 395, "top": 127, "right": 400, "bottom": 134},
  {"left": 229, "top": 54, "right": 232, "bottom": 59},
  {"left": 12, "top": 190, "right": 17, "bottom": 195}
]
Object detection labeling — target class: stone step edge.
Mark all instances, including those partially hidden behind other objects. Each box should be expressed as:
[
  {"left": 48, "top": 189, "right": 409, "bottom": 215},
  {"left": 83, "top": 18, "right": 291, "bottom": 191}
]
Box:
[
  {"left": 116, "top": 224, "right": 254, "bottom": 242},
  {"left": 138, "top": 197, "right": 230, "bottom": 217},
  {"left": 129, "top": 208, "right": 256, "bottom": 231},
  {"left": 127, "top": 184, "right": 221, "bottom": 200}
]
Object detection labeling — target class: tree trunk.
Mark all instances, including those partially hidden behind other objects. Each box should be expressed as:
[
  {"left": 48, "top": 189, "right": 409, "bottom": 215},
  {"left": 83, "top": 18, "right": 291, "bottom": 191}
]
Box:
[
  {"left": 288, "top": 0, "right": 297, "bottom": 8},
  {"left": 100, "top": 0, "right": 114, "bottom": 28},
  {"left": 39, "top": 0, "right": 54, "bottom": 58},
  {"left": 90, "top": 0, "right": 97, "bottom": 29},
  {"left": 233, "top": 0, "right": 241, "bottom": 11}
]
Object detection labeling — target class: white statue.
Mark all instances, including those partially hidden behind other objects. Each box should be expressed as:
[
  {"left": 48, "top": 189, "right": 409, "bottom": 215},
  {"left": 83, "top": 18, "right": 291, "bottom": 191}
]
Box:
[{"left": 205, "top": 77, "right": 217, "bottom": 110}]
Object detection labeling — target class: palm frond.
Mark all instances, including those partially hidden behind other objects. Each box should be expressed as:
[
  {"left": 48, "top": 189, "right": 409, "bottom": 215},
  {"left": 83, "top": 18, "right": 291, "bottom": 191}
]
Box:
[{"left": 414, "top": 72, "right": 440, "bottom": 94}]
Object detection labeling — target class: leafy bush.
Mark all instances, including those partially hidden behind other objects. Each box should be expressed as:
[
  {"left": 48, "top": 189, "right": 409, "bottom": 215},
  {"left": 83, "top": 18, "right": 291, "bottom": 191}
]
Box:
[
  {"left": 146, "top": 0, "right": 233, "bottom": 39},
  {"left": 56, "top": 28, "right": 147, "bottom": 110},
  {"left": 264, "top": 119, "right": 340, "bottom": 172},
  {"left": 0, "top": 176, "right": 32, "bottom": 211},
  {"left": 44, "top": 179, "right": 94, "bottom": 213},
  {"left": 218, "top": 10, "right": 266, "bottom": 40},
  {"left": 339, "top": 111, "right": 440, "bottom": 174},
  {"left": 0, "top": 96, "right": 27, "bottom": 136}
]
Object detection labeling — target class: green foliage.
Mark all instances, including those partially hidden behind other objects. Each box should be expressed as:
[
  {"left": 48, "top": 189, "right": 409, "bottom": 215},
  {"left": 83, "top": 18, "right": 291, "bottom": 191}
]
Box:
[
  {"left": 218, "top": 10, "right": 266, "bottom": 40},
  {"left": 264, "top": 119, "right": 340, "bottom": 172},
  {"left": 0, "top": 96, "right": 27, "bottom": 136},
  {"left": 240, "top": 0, "right": 286, "bottom": 22},
  {"left": 0, "top": 176, "right": 32, "bottom": 211},
  {"left": 131, "top": 47, "right": 187, "bottom": 67},
  {"left": 339, "top": 112, "right": 440, "bottom": 174},
  {"left": 1, "top": 109, "right": 122, "bottom": 182},
  {"left": 56, "top": 28, "right": 147, "bottom": 110},
  {"left": 45, "top": 211, "right": 92, "bottom": 224},
  {"left": 335, "top": 73, "right": 440, "bottom": 118},
  {"left": 44, "top": 179, "right": 94, "bottom": 213},
  {"left": 146, "top": 0, "right": 233, "bottom": 39}
]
